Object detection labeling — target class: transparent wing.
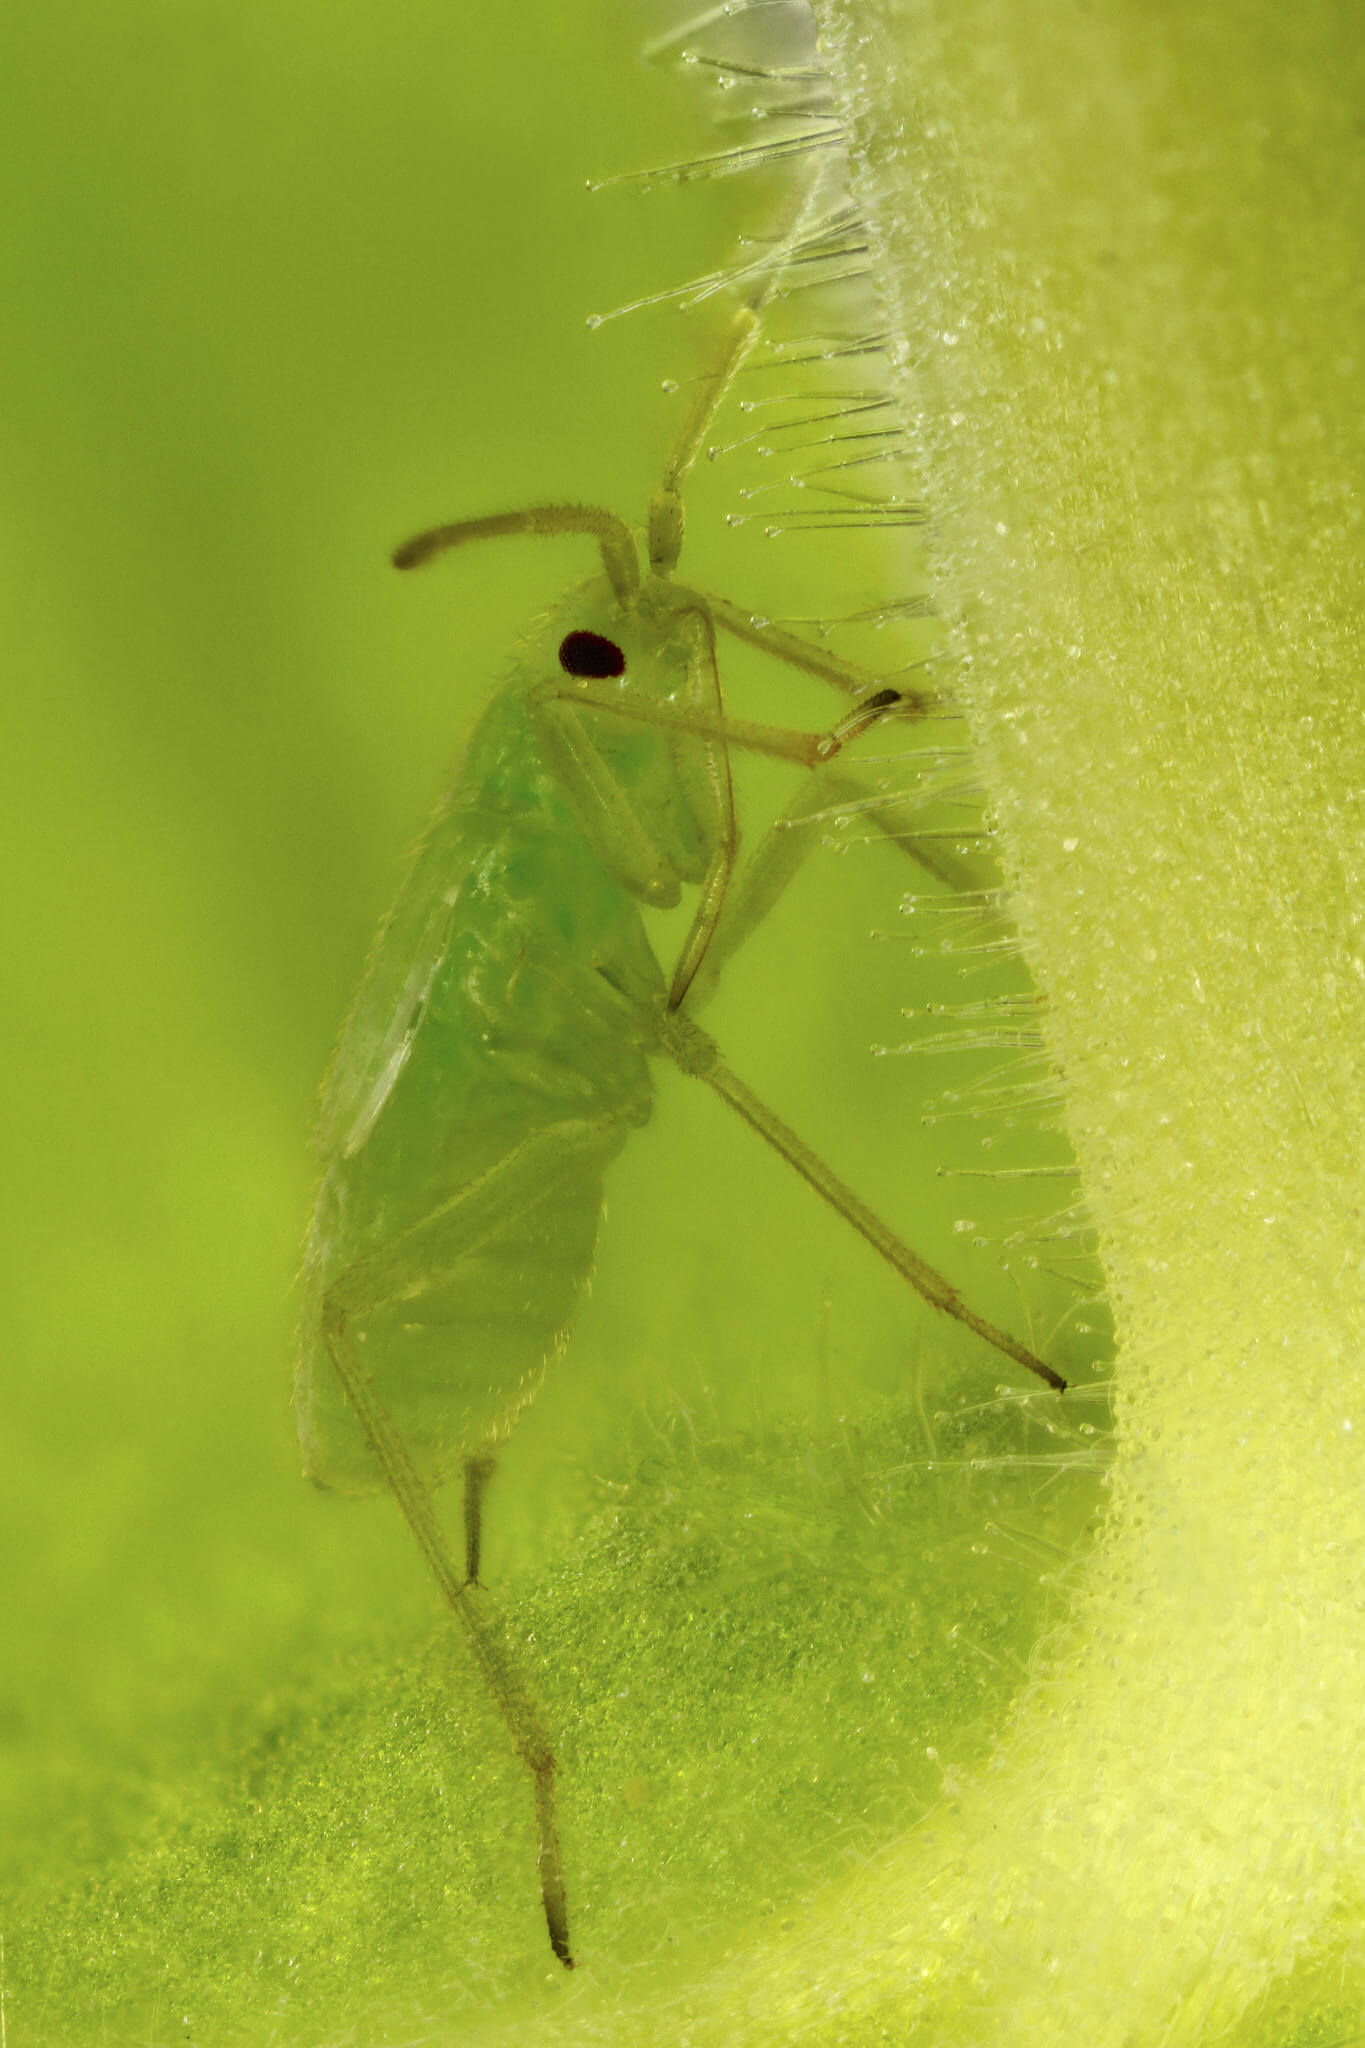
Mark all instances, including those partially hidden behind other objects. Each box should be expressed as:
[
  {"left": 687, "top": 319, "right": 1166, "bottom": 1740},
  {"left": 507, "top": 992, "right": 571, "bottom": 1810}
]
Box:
[{"left": 313, "top": 802, "right": 471, "bottom": 1162}]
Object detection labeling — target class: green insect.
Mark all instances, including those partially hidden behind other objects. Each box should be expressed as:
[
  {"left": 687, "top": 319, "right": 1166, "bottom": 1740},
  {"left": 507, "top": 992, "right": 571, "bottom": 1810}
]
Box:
[{"left": 296, "top": 312, "right": 1065, "bottom": 1970}]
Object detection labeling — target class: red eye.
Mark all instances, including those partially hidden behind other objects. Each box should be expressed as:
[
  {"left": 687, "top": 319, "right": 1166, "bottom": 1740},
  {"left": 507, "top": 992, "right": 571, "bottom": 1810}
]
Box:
[{"left": 559, "top": 630, "right": 626, "bottom": 678}]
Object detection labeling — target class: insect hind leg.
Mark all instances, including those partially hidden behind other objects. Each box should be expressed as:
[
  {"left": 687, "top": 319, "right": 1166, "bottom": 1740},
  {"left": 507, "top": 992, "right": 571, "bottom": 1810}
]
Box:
[
  {"left": 463, "top": 1453, "right": 498, "bottom": 1587},
  {"left": 317, "top": 1116, "right": 630, "bottom": 1970},
  {"left": 321, "top": 1296, "right": 577, "bottom": 1968},
  {"left": 320, "top": 1298, "right": 575, "bottom": 1964}
]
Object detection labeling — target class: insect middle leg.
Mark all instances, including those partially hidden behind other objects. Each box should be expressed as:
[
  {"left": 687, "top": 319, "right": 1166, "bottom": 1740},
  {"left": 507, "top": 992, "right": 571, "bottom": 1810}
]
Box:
[
  {"left": 675, "top": 577, "right": 944, "bottom": 710},
  {"left": 558, "top": 667, "right": 1065, "bottom": 1387},
  {"left": 651, "top": 787, "right": 1064, "bottom": 1378},
  {"left": 531, "top": 675, "right": 1062, "bottom": 1385},
  {"left": 654, "top": 1006, "right": 1067, "bottom": 1392},
  {"left": 533, "top": 653, "right": 905, "bottom": 1004},
  {"left": 680, "top": 754, "right": 981, "bottom": 1010}
]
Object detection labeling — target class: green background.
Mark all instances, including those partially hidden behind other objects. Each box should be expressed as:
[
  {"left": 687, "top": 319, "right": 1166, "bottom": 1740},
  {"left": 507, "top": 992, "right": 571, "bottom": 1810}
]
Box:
[{"left": 0, "top": 3, "right": 1109, "bottom": 2039}]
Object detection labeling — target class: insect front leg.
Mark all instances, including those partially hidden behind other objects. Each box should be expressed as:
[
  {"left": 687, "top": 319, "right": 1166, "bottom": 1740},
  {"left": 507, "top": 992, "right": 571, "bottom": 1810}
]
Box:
[
  {"left": 658, "top": 589, "right": 980, "bottom": 966},
  {"left": 531, "top": 665, "right": 918, "bottom": 1006},
  {"left": 527, "top": 670, "right": 895, "bottom": 921},
  {"left": 676, "top": 579, "right": 944, "bottom": 710}
]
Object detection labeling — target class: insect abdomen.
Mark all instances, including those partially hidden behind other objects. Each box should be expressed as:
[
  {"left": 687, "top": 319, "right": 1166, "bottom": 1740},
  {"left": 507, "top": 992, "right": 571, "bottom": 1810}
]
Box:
[
  {"left": 298, "top": 707, "right": 662, "bottom": 1495},
  {"left": 297, "top": 1131, "right": 625, "bottom": 1493}
]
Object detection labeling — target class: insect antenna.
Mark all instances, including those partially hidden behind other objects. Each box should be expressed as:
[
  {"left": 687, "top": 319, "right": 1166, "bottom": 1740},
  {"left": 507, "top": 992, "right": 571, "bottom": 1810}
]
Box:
[
  {"left": 648, "top": 305, "right": 761, "bottom": 576},
  {"left": 393, "top": 503, "right": 641, "bottom": 607},
  {"left": 646, "top": 151, "right": 841, "bottom": 569}
]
